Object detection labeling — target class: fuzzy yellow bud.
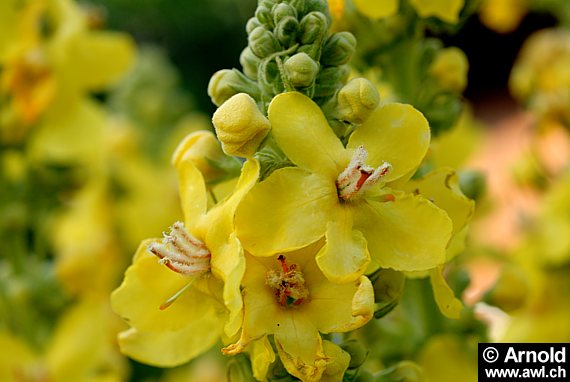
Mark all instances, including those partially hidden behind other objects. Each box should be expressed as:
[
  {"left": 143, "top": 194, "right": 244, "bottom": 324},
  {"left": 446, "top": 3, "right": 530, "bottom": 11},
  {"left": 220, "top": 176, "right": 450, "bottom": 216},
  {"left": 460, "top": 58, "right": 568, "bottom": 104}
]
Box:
[
  {"left": 284, "top": 52, "right": 319, "bottom": 88},
  {"left": 429, "top": 47, "right": 469, "bottom": 93},
  {"left": 335, "top": 78, "right": 380, "bottom": 124},
  {"left": 212, "top": 93, "right": 271, "bottom": 157},
  {"left": 172, "top": 130, "right": 226, "bottom": 182}
]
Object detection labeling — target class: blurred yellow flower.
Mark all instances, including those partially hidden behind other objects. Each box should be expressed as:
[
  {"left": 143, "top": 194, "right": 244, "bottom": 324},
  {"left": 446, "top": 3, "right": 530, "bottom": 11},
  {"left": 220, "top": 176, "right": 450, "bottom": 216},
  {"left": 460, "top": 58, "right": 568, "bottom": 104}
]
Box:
[
  {"left": 480, "top": 0, "right": 527, "bottom": 34},
  {"left": 353, "top": 0, "right": 464, "bottom": 23}
]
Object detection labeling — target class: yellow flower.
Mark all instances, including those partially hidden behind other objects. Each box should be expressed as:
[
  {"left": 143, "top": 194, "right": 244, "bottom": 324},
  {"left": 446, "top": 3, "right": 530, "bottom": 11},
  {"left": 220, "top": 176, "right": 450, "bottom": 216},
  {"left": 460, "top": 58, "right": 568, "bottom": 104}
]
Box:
[
  {"left": 222, "top": 243, "right": 374, "bottom": 382},
  {"left": 353, "top": 0, "right": 464, "bottom": 24},
  {"left": 111, "top": 156, "right": 259, "bottom": 367},
  {"left": 0, "top": 298, "right": 128, "bottom": 382},
  {"left": 236, "top": 92, "right": 453, "bottom": 283},
  {"left": 480, "top": 0, "right": 527, "bottom": 34},
  {"left": 429, "top": 47, "right": 469, "bottom": 93}
]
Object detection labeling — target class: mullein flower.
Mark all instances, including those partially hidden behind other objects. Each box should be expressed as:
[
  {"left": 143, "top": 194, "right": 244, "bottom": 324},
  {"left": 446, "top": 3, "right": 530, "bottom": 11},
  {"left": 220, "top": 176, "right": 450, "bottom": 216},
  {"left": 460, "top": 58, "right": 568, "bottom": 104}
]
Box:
[
  {"left": 353, "top": 0, "right": 465, "bottom": 24},
  {"left": 236, "top": 92, "right": 453, "bottom": 283},
  {"left": 479, "top": 0, "right": 528, "bottom": 34},
  {"left": 222, "top": 243, "right": 374, "bottom": 382},
  {"left": 111, "top": 148, "right": 259, "bottom": 366}
]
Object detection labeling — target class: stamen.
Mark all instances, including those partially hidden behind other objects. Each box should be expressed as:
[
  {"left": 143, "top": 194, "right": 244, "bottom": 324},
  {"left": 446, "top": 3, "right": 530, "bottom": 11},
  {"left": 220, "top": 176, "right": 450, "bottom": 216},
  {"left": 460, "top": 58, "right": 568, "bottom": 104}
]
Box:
[
  {"left": 159, "top": 279, "right": 196, "bottom": 310},
  {"left": 266, "top": 256, "right": 310, "bottom": 308},
  {"left": 336, "top": 145, "right": 392, "bottom": 201},
  {"left": 148, "top": 221, "right": 211, "bottom": 276}
]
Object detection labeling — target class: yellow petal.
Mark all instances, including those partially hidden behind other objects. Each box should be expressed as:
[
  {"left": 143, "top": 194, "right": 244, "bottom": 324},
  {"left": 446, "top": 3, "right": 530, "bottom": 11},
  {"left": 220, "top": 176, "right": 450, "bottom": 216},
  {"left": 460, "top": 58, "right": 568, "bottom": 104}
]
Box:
[
  {"left": 111, "top": 240, "right": 215, "bottom": 332},
  {"left": 305, "top": 275, "right": 374, "bottom": 332},
  {"left": 354, "top": 190, "right": 452, "bottom": 271},
  {"left": 268, "top": 92, "right": 347, "bottom": 178},
  {"left": 315, "top": 207, "right": 370, "bottom": 283},
  {"left": 249, "top": 337, "right": 276, "bottom": 381},
  {"left": 235, "top": 167, "right": 337, "bottom": 256},
  {"left": 171, "top": 130, "right": 226, "bottom": 183},
  {"left": 0, "top": 331, "right": 37, "bottom": 382},
  {"left": 177, "top": 161, "right": 208, "bottom": 230},
  {"left": 410, "top": 0, "right": 464, "bottom": 24},
  {"left": 206, "top": 159, "right": 260, "bottom": 338},
  {"left": 353, "top": 0, "right": 399, "bottom": 19},
  {"left": 430, "top": 267, "right": 463, "bottom": 319},
  {"left": 60, "top": 31, "right": 135, "bottom": 91},
  {"left": 117, "top": 310, "right": 220, "bottom": 368},
  {"left": 321, "top": 341, "right": 351, "bottom": 382},
  {"left": 348, "top": 103, "right": 430, "bottom": 183},
  {"left": 275, "top": 315, "right": 327, "bottom": 382}
]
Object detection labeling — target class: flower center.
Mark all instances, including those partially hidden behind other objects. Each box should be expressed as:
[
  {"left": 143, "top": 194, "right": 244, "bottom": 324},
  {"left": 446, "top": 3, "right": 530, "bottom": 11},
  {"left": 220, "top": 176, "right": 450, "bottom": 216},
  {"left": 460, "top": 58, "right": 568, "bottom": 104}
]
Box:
[
  {"left": 266, "top": 255, "right": 310, "bottom": 308},
  {"left": 148, "top": 221, "right": 211, "bottom": 276},
  {"left": 336, "top": 145, "right": 391, "bottom": 201}
]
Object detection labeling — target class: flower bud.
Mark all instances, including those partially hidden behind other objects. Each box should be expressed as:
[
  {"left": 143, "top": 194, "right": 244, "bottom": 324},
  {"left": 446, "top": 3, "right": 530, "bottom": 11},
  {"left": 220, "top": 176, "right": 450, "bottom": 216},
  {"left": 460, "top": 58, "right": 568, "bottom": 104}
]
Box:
[
  {"left": 341, "top": 339, "right": 368, "bottom": 369},
  {"left": 369, "top": 268, "right": 405, "bottom": 318},
  {"left": 429, "top": 47, "right": 469, "bottom": 92},
  {"left": 212, "top": 93, "right": 271, "bottom": 158},
  {"left": 305, "top": 0, "right": 328, "bottom": 14},
  {"left": 275, "top": 16, "right": 299, "bottom": 47},
  {"left": 240, "top": 47, "right": 260, "bottom": 80},
  {"left": 289, "top": 0, "right": 306, "bottom": 14},
  {"left": 284, "top": 52, "right": 319, "bottom": 88},
  {"left": 246, "top": 17, "right": 262, "bottom": 34},
  {"left": 208, "top": 69, "right": 259, "bottom": 107},
  {"left": 172, "top": 131, "right": 226, "bottom": 183},
  {"left": 273, "top": 3, "right": 297, "bottom": 25},
  {"left": 458, "top": 170, "right": 485, "bottom": 200},
  {"left": 314, "top": 65, "right": 350, "bottom": 97},
  {"left": 255, "top": 6, "right": 274, "bottom": 29},
  {"left": 248, "top": 26, "right": 280, "bottom": 58},
  {"left": 227, "top": 356, "right": 254, "bottom": 382},
  {"left": 299, "top": 12, "right": 328, "bottom": 45},
  {"left": 322, "top": 31, "right": 357, "bottom": 66},
  {"left": 377, "top": 361, "right": 423, "bottom": 382},
  {"left": 334, "top": 77, "right": 380, "bottom": 124},
  {"left": 483, "top": 265, "right": 528, "bottom": 312}
]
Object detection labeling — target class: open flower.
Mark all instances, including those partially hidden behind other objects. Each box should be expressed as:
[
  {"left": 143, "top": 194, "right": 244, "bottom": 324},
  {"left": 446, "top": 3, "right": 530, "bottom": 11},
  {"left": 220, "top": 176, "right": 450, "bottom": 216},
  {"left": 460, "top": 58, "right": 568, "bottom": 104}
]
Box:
[
  {"left": 353, "top": 0, "right": 464, "bottom": 24},
  {"left": 222, "top": 243, "right": 374, "bottom": 382},
  {"left": 111, "top": 144, "right": 259, "bottom": 366},
  {"left": 236, "top": 92, "right": 452, "bottom": 283}
]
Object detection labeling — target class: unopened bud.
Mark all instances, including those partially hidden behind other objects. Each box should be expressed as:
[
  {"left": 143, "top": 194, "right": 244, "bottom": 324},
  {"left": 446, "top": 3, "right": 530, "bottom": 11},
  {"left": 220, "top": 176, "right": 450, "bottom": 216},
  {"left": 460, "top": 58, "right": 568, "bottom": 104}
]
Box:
[
  {"left": 284, "top": 52, "right": 319, "bottom": 88},
  {"left": 334, "top": 78, "right": 380, "bottom": 124},
  {"left": 370, "top": 268, "right": 405, "bottom": 318},
  {"left": 246, "top": 17, "right": 262, "bottom": 34},
  {"left": 273, "top": 3, "right": 297, "bottom": 25},
  {"left": 299, "top": 12, "right": 328, "bottom": 45},
  {"left": 314, "top": 65, "right": 350, "bottom": 97},
  {"left": 305, "top": 0, "right": 329, "bottom": 14},
  {"left": 458, "top": 170, "right": 485, "bottom": 200},
  {"left": 212, "top": 93, "right": 271, "bottom": 158},
  {"left": 289, "top": 0, "right": 306, "bottom": 14},
  {"left": 248, "top": 26, "right": 280, "bottom": 58},
  {"left": 429, "top": 47, "right": 469, "bottom": 92},
  {"left": 171, "top": 131, "right": 226, "bottom": 183},
  {"left": 255, "top": 6, "right": 274, "bottom": 29},
  {"left": 240, "top": 47, "right": 260, "bottom": 80},
  {"left": 207, "top": 69, "right": 259, "bottom": 107},
  {"left": 484, "top": 265, "right": 528, "bottom": 312},
  {"left": 341, "top": 339, "right": 368, "bottom": 369},
  {"left": 275, "top": 16, "right": 299, "bottom": 47},
  {"left": 321, "top": 31, "right": 357, "bottom": 66},
  {"left": 227, "top": 355, "right": 254, "bottom": 382}
]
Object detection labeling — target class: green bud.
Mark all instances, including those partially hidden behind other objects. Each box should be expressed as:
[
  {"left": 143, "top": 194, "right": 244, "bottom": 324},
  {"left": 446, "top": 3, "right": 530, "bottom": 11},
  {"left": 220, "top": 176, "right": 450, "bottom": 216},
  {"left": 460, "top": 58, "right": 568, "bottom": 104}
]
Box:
[
  {"left": 341, "top": 339, "right": 368, "bottom": 369},
  {"left": 275, "top": 16, "right": 299, "bottom": 47},
  {"left": 458, "top": 170, "right": 486, "bottom": 200},
  {"left": 207, "top": 69, "right": 259, "bottom": 106},
  {"left": 376, "top": 361, "right": 424, "bottom": 382},
  {"left": 255, "top": 6, "right": 274, "bottom": 29},
  {"left": 354, "top": 369, "right": 375, "bottom": 382},
  {"left": 260, "top": 0, "right": 278, "bottom": 8},
  {"left": 333, "top": 77, "right": 380, "bottom": 124},
  {"left": 284, "top": 52, "right": 319, "bottom": 88},
  {"left": 322, "top": 31, "right": 356, "bottom": 66},
  {"left": 288, "top": 0, "right": 306, "bottom": 15},
  {"left": 299, "top": 12, "right": 328, "bottom": 45},
  {"left": 369, "top": 268, "right": 404, "bottom": 319},
  {"left": 249, "top": 26, "right": 280, "bottom": 58},
  {"left": 227, "top": 355, "right": 254, "bottom": 382},
  {"left": 240, "top": 47, "right": 260, "bottom": 80},
  {"left": 305, "top": 0, "right": 328, "bottom": 14},
  {"left": 273, "top": 3, "right": 297, "bottom": 25},
  {"left": 314, "top": 65, "right": 349, "bottom": 97},
  {"left": 246, "top": 17, "right": 262, "bottom": 34}
]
